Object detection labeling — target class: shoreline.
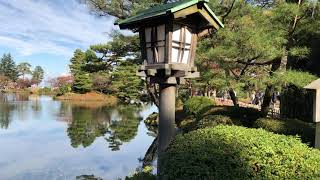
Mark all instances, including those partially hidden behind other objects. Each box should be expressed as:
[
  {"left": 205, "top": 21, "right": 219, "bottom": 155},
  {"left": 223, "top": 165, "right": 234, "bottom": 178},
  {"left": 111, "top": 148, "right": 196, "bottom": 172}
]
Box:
[{"left": 54, "top": 92, "right": 118, "bottom": 105}]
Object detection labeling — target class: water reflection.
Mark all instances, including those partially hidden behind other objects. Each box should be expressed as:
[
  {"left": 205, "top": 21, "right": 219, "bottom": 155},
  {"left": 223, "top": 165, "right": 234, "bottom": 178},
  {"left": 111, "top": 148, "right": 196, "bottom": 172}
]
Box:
[
  {"left": 105, "top": 106, "right": 142, "bottom": 151},
  {"left": 0, "top": 93, "right": 48, "bottom": 129},
  {"left": 0, "top": 94, "right": 14, "bottom": 129},
  {"left": 76, "top": 175, "right": 103, "bottom": 180},
  {"left": 0, "top": 94, "right": 157, "bottom": 179},
  {"left": 67, "top": 106, "right": 110, "bottom": 148},
  {"left": 61, "top": 101, "right": 143, "bottom": 151}
]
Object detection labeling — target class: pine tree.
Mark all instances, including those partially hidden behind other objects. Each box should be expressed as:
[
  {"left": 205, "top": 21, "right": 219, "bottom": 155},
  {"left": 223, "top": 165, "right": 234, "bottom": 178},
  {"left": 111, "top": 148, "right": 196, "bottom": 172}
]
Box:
[
  {"left": 70, "top": 49, "right": 93, "bottom": 93},
  {"left": 0, "top": 53, "right": 18, "bottom": 81},
  {"left": 199, "top": 1, "right": 319, "bottom": 113},
  {"left": 32, "top": 66, "right": 45, "bottom": 85},
  {"left": 111, "top": 61, "right": 143, "bottom": 102},
  {"left": 17, "top": 62, "right": 32, "bottom": 79}
]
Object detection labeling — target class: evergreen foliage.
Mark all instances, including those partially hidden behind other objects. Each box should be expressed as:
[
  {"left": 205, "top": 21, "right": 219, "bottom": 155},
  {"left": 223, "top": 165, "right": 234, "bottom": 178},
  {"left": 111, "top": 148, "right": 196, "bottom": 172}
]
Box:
[
  {"left": 32, "top": 66, "right": 44, "bottom": 85},
  {"left": 68, "top": 32, "right": 143, "bottom": 101},
  {"left": 253, "top": 117, "right": 315, "bottom": 145},
  {"left": 0, "top": 53, "right": 18, "bottom": 81},
  {"left": 111, "top": 61, "right": 144, "bottom": 102},
  {"left": 183, "top": 96, "right": 216, "bottom": 118},
  {"left": 70, "top": 49, "right": 93, "bottom": 93},
  {"left": 161, "top": 125, "right": 320, "bottom": 179}
]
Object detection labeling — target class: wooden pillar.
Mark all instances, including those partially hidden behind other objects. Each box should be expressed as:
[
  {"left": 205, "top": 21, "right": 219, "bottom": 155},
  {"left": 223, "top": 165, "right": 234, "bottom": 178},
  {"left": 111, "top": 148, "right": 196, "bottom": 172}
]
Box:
[
  {"left": 315, "top": 122, "right": 320, "bottom": 148},
  {"left": 314, "top": 90, "right": 320, "bottom": 148},
  {"left": 158, "top": 83, "right": 176, "bottom": 174}
]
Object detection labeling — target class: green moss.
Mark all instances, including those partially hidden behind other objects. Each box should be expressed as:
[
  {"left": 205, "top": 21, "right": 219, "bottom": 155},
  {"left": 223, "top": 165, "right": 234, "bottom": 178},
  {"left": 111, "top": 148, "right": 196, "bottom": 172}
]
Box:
[
  {"left": 161, "top": 125, "right": 320, "bottom": 179},
  {"left": 253, "top": 118, "right": 315, "bottom": 146}
]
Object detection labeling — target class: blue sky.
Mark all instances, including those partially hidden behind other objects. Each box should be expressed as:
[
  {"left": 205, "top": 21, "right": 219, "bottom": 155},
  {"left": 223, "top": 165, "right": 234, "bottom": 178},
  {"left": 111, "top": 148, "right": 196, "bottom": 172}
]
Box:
[{"left": 0, "top": 0, "right": 116, "bottom": 78}]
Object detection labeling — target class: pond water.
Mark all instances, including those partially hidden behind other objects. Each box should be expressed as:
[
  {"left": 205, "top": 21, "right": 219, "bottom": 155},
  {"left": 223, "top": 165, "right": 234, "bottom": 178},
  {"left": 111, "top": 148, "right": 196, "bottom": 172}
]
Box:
[{"left": 0, "top": 94, "right": 157, "bottom": 180}]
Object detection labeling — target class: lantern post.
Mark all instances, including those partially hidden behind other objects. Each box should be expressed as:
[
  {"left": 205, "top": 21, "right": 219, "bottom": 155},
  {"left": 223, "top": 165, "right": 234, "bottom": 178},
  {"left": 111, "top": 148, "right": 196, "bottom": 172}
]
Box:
[{"left": 117, "top": 0, "right": 224, "bottom": 173}]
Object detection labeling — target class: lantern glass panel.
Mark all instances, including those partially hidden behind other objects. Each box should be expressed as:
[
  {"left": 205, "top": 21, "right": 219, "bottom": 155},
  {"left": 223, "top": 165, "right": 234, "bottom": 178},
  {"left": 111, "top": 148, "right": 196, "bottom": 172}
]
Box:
[
  {"left": 145, "top": 24, "right": 166, "bottom": 64},
  {"left": 171, "top": 24, "right": 192, "bottom": 64}
]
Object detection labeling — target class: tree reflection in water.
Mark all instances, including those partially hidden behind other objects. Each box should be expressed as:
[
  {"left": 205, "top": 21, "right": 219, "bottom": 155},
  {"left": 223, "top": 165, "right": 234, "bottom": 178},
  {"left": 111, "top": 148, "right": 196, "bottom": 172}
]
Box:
[
  {"left": 67, "top": 106, "right": 109, "bottom": 148},
  {"left": 105, "top": 105, "right": 142, "bottom": 151},
  {"left": 64, "top": 102, "right": 143, "bottom": 151},
  {"left": 0, "top": 94, "right": 14, "bottom": 129},
  {"left": 76, "top": 174, "right": 103, "bottom": 180}
]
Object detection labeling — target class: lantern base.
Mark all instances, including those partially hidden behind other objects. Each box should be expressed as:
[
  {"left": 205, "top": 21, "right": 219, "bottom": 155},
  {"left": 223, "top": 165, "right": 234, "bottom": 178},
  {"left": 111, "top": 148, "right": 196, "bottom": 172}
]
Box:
[{"left": 137, "top": 63, "right": 199, "bottom": 85}]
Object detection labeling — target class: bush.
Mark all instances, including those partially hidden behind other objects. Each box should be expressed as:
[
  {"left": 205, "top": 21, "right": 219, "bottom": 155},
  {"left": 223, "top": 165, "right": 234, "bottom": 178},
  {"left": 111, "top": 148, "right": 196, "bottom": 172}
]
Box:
[
  {"left": 161, "top": 125, "right": 320, "bottom": 179},
  {"left": 57, "top": 84, "right": 72, "bottom": 96},
  {"left": 202, "top": 106, "right": 261, "bottom": 127},
  {"left": 196, "top": 115, "right": 234, "bottom": 129},
  {"left": 253, "top": 118, "right": 315, "bottom": 145},
  {"left": 125, "top": 166, "right": 156, "bottom": 180},
  {"left": 183, "top": 96, "right": 215, "bottom": 118}
]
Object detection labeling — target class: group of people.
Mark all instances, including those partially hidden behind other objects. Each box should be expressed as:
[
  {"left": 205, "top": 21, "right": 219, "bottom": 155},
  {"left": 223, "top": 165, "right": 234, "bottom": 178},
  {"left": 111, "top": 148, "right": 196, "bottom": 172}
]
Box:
[
  {"left": 251, "top": 91, "right": 280, "bottom": 106},
  {"left": 251, "top": 91, "right": 264, "bottom": 105}
]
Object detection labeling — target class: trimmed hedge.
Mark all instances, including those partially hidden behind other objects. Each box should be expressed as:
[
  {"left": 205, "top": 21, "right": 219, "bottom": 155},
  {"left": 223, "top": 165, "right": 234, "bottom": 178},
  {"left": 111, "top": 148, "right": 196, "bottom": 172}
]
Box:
[
  {"left": 183, "top": 96, "right": 215, "bottom": 118},
  {"left": 161, "top": 125, "right": 320, "bottom": 179},
  {"left": 201, "top": 106, "right": 261, "bottom": 127},
  {"left": 253, "top": 118, "right": 315, "bottom": 145},
  {"left": 196, "top": 115, "right": 234, "bottom": 129}
]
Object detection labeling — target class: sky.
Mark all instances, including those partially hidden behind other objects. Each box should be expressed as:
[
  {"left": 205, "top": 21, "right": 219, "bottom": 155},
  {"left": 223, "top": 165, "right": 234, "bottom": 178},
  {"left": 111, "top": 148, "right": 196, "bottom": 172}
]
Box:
[{"left": 0, "top": 0, "right": 116, "bottom": 78}]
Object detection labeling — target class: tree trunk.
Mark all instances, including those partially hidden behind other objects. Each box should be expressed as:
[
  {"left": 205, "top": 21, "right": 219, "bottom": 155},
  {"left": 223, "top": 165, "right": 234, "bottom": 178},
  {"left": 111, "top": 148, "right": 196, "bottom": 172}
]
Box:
[
  {"left": 261, "top": 57, "right": 282, "bottom": 116},
  {"left": 261, "top": 85, "right": 274, "bottom": 116},
  {"left": 229, "top": 88, "right": 239, "bottom": 107},
  {"left": 142, "top": 136, "right": 158, "bottom": 167},
  {"left": 147, "top": 83, "right": 159, "bottom": 107}
]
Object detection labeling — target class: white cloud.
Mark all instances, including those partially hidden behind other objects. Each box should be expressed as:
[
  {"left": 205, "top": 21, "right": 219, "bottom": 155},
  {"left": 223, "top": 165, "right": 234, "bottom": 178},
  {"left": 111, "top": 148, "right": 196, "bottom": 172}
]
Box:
[{"left": 0, "top": 0, "right": 115, "bottom": 57}]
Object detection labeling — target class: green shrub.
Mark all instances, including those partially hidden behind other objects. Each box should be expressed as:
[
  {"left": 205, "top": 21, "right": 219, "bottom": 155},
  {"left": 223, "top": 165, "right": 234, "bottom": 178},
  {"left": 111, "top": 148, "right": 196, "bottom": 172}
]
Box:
[
  {"left": 196, "top": 115, "right": 234, "bottom": 129},
  {"left": 161, "top": 125, "right": 320, "bottom": 179},
  {"left": 202, "top": 106, "right": 261, "bottom": 127},
  {"left": 253, "top": 118, "right": 315, "bottom": 145},
  {"left": 125, "top": 166, "right": 156, "bottom": 180},
  {"left": 183, "top": 96, "right": 215, "bottom": 118},
  {"left": 57, "top": 84, "right": 72, "bottom": 96}
]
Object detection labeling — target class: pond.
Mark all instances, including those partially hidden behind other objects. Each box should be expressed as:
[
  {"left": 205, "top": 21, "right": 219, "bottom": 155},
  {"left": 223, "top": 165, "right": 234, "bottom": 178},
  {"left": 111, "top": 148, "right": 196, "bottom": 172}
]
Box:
[{"left": 0, "top": 94, "right": 157, "bottom": 180}]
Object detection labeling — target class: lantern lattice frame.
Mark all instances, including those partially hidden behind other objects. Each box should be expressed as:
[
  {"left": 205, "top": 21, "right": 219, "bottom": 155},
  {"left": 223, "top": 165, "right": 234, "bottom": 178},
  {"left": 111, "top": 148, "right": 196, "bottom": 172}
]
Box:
[{"left": 117, "top": 0, "right": 224, "bottom": 84}]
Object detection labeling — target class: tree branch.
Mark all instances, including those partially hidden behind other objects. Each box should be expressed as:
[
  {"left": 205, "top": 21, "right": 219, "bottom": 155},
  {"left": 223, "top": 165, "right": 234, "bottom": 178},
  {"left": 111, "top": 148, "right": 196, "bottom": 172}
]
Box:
[
  {"left": 221, "top": 0, "right": 236, "bottom": 23},
  {"left": 236, "top": 59, "right": 277, "bottom": 66}
]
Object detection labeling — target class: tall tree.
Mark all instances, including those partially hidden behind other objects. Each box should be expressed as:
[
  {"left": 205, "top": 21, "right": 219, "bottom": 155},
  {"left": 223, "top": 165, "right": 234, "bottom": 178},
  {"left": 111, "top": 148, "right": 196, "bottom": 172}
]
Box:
[
  {"left": 0, "top": 53, "right": 18, "bottom": 81},
  {"left": 80, "top": 0, "right": 163, "bottom": 105},
  {"left": 259, "top": 0, "right": 320, "bottom": 114},
  {"left": 201, "top": 1, "right": 284, "bottom": 107},
  {"left": 70, "top": 49, "right": 86, "bottom": 75},
  {"left": 200, "top": 0, "right": 319, "bottom": 114},
  {"left": 70, "top": 49, "right": 93, "bottom": 93},
  {"left": 111, "top": 61, "right": 144, "bottom": 102},
  {"left": 17, "top": 62, "right": 32, "bottom": 79},
  {"left": 32, "top": 66, "right": 45, "bottom": 85}
]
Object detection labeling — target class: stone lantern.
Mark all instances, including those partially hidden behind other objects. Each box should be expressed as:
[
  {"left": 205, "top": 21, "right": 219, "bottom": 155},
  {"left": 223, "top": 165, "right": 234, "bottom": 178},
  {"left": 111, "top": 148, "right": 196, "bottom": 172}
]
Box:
[
  {"left": 117, "top": 0, "right": 223, "bottom": 168},
  {"left": 305, "top": 79, "right": 320, "bottom": 148}
]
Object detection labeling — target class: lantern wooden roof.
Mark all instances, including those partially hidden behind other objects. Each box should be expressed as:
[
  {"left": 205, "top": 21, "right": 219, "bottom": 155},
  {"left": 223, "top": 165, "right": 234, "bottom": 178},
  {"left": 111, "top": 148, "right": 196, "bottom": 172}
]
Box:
[
  {"left": 117, "top": 0, "right": 224, "bottom": 31},
  {"left": 305, "top": 79, "right": 320, "bottom": 90}
]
